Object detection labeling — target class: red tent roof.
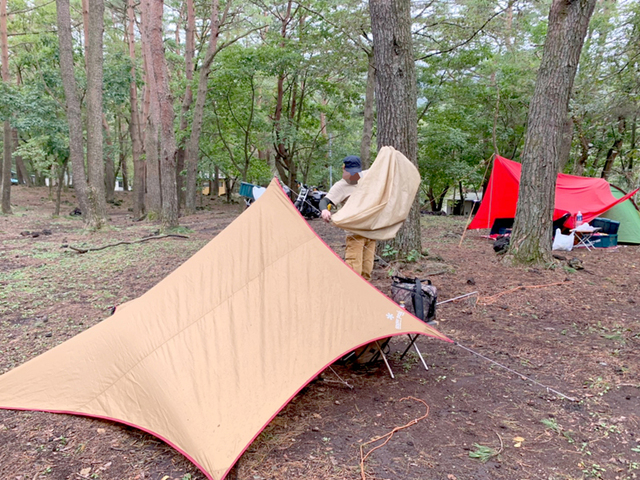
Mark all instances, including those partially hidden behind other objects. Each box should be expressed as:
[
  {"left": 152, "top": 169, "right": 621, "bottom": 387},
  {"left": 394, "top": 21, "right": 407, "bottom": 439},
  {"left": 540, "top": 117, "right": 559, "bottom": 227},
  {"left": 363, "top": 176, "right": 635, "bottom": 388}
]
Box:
[{"left": 468, "top": 155, "right": 639, "bottom": 230}]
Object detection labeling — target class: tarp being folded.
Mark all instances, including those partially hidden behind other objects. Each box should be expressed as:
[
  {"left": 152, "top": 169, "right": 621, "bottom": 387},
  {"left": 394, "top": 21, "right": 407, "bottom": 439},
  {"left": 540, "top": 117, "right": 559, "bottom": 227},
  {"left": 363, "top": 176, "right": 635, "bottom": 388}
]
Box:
[
  {"left": 468, "top": 155, "right": 639, "bottom": 229},
  {"left": 332, "top": 146, "right": 421, "bottom": 240},
  {"left": 0, "top": 178, "right": 450, "bottom": 480}
]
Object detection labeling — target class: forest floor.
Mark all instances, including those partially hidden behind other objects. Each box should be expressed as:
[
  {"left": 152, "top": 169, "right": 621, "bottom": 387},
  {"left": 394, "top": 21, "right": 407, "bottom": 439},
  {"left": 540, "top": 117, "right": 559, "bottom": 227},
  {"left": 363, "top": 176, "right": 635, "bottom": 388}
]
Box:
[{"left": 0, "top": 185, "right": 639, "bottom": 480}]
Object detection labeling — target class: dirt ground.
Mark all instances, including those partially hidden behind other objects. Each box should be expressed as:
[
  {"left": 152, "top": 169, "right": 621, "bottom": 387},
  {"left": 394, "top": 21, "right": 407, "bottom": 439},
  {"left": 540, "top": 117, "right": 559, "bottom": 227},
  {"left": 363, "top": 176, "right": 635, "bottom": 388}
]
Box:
[{"left": 0, "top": 186, "right": 639, "bottom": 480}]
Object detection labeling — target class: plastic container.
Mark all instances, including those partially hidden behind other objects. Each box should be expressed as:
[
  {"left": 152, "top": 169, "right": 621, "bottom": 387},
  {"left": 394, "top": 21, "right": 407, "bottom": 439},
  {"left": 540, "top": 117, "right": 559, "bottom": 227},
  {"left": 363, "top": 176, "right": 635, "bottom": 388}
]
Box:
[
  {"left": 239, "top": 182, "right": 256, "bottom": 199},
  {"left": 590, "top": 233, "right": 618, "bottom": 248},
  {"left": 591, "top": 218, "right": 620, "bottom": 235},
  {"left": 576, "top": 211, "right": 583, "bottom": 226}
]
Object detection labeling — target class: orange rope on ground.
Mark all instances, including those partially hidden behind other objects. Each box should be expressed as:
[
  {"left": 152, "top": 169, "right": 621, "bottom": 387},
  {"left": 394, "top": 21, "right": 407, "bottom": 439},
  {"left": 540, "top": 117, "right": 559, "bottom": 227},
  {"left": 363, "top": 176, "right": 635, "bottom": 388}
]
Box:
[
  {"left": 359, "top": 397, "right": 430, "bottom": 480},
  {"left": 478, "top": 281, "right": 572, "bottom": 305}
]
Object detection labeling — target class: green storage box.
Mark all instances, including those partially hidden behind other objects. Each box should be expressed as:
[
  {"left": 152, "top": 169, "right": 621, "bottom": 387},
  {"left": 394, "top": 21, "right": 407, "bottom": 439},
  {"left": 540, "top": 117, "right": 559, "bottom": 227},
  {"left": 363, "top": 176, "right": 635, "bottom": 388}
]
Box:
[{"left": 590, "top": 233, "right": 618, "bottom": 248}]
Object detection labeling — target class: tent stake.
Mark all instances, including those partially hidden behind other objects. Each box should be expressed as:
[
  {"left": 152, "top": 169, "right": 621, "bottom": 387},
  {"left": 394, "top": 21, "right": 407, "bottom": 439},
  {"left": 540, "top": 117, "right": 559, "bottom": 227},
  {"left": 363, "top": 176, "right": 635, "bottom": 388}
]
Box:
[
  {"left": 436, "top": 291, "right": 478, "bottom": 306},
  {"left": 375, "top": 341, "right": 395, "bottom": 379}
]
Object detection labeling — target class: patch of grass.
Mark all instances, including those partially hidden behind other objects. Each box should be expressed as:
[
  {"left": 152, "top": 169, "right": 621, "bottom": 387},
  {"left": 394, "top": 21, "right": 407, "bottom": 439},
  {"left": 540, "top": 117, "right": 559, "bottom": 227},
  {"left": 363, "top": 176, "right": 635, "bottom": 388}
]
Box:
[
  {"left": 469, "top": 443, "right": 497, "bottom": 463},
  {"left": 165, "top": 226, "right": 194, "bottom": 235},
  {"left": 581, "top": 462, "right": 606, "bottom": 478},
  {"left": 541, "top": 417, "right": 561, "bottom": 434},
  {"left": 585, "top": 377, "right": 612, "bottom": 396}
]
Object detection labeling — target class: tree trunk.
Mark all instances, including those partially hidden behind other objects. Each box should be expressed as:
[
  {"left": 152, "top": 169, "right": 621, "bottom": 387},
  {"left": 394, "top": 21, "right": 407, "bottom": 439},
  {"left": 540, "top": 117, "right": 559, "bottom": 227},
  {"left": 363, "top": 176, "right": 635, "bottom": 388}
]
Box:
[
  {"left": 1, "top": 120, "right": 11, "bottom": 214},
  {"left": 116, "top": 114, "right": 128, "bottom": 191},
  {"left": 148, "top": 0, "right": 178, "bottom": 228},
  {"left": 13, "top": 129, "right": 31, "bottom": 186},
  {"left": 601, "top": 116, "right": 625, "bottom": 180},
  {"left": 0, "top": 0, "right": 11, "bottom": 214},
  {"left": 54, "top": 161, "right": 68, "bottom": 216},
  {"left": 184, "top": 0, "right": 222, "bottom": 215},
  {"left": 629, "top": 116, "right": 636, "bottom": 172},
  {"left": 214, "top": 164, "right": 220, "bottom": 196},
  {"left": 126, "top": 0, "right": 145, "bottom": 218},
  {"left": 510, "top": 0, "right": 596, "bottom": 264},
  {"left": 572, "top": 115, "right": 590, "bottom": 176},
  {"left": 370, "top": 0, "right": 420, "bottom": 255},
  {"left": 176, "top": 0, "right": 195, "bottom": 210},
  {"left": 140, "top": 0, "right": 161, "bottom": 217},
  {"left": 103, "top": 115, "right": 116, "bottom": 202},
  {"left": 85, "top": 0, "right": 108, "bottom": 229},
  {"left": 56, "top": 0, "right": 89, "bottom": 218},
  {"left": 272, "top": 1, "right": 297, "bottom": 191},
  {"left": 359, "top": 49, "right": 375, "bottom": 169}
]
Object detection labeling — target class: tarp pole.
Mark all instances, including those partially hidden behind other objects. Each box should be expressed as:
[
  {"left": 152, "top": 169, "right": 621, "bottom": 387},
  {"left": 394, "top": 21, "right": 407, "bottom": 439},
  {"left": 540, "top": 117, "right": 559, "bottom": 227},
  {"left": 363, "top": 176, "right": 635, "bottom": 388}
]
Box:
[
  {"left": 413, "top": 342, "right": 429, "bottom": 371},
  {"left": 375, "top": 340, "right": 395, "bottom": 379}
]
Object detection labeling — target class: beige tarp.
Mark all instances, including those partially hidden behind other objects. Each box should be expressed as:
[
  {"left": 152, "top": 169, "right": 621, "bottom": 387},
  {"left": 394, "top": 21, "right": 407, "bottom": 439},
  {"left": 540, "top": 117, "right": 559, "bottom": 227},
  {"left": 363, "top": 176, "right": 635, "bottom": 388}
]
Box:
[
  {"left": 0, "top": 179, "right": 449, "bottom": 480},
  {"left": 332, "top": 145, "right": 421, "bottom": 240}
]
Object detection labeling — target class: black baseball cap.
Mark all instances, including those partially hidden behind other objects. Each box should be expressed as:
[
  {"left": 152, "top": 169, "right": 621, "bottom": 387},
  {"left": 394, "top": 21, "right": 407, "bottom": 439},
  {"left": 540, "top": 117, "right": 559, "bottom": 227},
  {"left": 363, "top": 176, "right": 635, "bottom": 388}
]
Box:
[{"left": 342, "top": 155, "right": 362, "bottom": 174}]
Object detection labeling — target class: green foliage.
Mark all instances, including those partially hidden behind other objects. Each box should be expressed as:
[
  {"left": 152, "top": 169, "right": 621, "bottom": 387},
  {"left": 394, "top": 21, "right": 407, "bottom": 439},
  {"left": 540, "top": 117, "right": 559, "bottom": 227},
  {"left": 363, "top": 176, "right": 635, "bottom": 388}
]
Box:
[
  {"left": 541, "top": 418, "right": 561, "bottom": 434},
  {"left": 381, "top": 244, "right": 399, "bottom": 259},
  {"left": 469, "top": 443, "right": 497, "bottom": 463},
  {"left": 406, "top": 249, "right": 421, "bottom": 263}
]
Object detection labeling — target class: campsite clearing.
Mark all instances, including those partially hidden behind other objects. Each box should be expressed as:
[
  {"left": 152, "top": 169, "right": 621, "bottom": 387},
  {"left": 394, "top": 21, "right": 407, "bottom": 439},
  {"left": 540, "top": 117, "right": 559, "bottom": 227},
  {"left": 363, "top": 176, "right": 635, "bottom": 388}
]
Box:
[{"left": 1, "top": 186, "right": 639, "bottom": 480}]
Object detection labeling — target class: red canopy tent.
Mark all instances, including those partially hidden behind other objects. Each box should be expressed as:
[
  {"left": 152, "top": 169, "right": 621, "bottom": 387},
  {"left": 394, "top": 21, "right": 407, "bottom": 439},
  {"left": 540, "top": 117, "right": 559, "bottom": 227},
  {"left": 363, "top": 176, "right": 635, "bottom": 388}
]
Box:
[{"left": 468, "top": 155, "right": 639, "bottom": 230}]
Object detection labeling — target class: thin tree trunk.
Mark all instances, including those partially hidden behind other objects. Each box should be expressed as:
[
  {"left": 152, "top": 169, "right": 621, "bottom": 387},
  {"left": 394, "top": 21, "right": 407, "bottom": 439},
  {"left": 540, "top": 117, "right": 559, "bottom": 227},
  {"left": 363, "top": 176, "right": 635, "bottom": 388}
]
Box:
[
  {"left": 13, "top": 129, "right": 31, "bottom": 186},
  {"left": 1, "top": 120, "right": 11, "bottom": 213},
  {"left": 359, "top": 49, "right": 375, "bottom": 169},
  {"left": 176, "top": 0, "right": 195, "bottom": 210},
  {"left": 148, "top": 0, "right": 178, "bottom": 228},
  {"left": 54, "top": 161, "right": 68, "bottom": 216},
  {"left": 56, "top": 0, "right": 89, "bottom": 218},
  {"left": 185, "top": 0, "right": 223, "bottom": 214},
  {"left": 126, "top": 0, "right": 145, "bottom": 218},
  {"left": 573, "top": 115, "right": 590, "bottom": 176},
  {"left": 510, "top": 0, "right": 597, "bottom": 264},
  {"left": 140, "top": 0, "right": 161, "bottom": 217},
  {"left": 272, "top": 1, "right": 297, "bottom": 191},
  {"left": 629, "top": 116, "right": 636, "bottom": 172},
  {"left": 103, "top": 115, "right": 116, "bottom": 202},
  {"left": 601, "top": 116, "right": 625, "bottom": 180},
  {"left": 214, "top": 164, "right": 220, "bottom": 196},
  {"left": 117, "top": 116, "right": 129, "bottom": 192},
  {"left": 85, "top": 0, "right": 108, "bottom": 228},
  {"left": 370, "top": 0, "right": 420, "bottom": 255},
  {"left": 0, "top": 0, "right": 11, "bottom": 213}
]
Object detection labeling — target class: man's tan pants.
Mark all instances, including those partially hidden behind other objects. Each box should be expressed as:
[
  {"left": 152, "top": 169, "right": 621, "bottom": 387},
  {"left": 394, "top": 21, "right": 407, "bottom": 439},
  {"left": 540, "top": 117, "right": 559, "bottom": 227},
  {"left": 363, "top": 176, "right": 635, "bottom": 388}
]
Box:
[{"left": 345, "top": 234, "right": 376, "bottom": 280}]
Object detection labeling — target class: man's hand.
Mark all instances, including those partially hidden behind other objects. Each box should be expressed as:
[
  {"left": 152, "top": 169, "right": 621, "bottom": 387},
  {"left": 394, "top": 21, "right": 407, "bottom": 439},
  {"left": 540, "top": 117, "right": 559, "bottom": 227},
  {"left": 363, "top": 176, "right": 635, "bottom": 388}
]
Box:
[{"left": 321, "top": 209, "right": 332, "bottom": 223}]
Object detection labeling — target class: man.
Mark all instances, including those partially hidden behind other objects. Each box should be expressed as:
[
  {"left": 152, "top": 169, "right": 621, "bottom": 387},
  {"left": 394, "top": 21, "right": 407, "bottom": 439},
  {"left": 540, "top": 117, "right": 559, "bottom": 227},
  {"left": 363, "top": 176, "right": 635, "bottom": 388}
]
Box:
[{"left": 319, "top": 155, "right": 376, "bottom": 281}]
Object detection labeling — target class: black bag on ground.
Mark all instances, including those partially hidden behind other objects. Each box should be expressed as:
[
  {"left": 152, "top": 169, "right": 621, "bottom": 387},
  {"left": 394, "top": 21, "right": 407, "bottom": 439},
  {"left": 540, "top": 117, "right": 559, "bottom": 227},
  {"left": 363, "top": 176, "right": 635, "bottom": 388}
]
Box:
[{"left": 390, "top": 276, "right": 437, "bottom": 324}]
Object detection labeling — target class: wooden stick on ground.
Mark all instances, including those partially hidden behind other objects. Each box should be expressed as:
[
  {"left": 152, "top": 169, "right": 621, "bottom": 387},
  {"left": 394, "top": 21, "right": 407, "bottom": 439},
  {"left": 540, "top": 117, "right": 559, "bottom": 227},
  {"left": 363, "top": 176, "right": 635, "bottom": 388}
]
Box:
[
  {"left": 68, "top": 234, "right": 189, "bottom": 254},
  {"left": 359, "top": 397, "right": 430, "bottom": 480}
]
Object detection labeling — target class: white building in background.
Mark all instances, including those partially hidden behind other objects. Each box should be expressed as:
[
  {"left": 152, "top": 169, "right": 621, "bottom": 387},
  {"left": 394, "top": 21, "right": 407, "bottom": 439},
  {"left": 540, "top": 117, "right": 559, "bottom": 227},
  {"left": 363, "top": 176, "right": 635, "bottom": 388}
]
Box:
[
  {"left": 442, "top": 192, "right": 482, "bottom": 216},
  {"left": 114, "top": 178, "right": 132, "bottom": 191}
]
